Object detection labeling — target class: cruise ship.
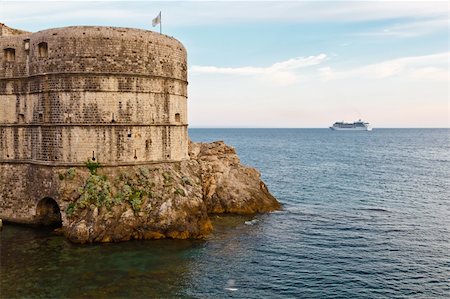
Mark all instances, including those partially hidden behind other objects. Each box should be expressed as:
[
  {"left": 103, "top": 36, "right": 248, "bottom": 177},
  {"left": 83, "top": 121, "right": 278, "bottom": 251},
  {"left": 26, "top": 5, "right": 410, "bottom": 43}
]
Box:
[{"left": 330, "top": 120, "right": 372, "bottom": 131}]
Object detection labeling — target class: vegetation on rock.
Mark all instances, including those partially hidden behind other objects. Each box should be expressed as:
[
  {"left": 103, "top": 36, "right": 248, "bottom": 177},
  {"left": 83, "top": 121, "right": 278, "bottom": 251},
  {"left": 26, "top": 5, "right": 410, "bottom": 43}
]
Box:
[
  {"left": 60, "top": 141, "right": 280, "bottom": 243},
  {"left": 85, "top": 159, "right": 101, "bottom": 175}
]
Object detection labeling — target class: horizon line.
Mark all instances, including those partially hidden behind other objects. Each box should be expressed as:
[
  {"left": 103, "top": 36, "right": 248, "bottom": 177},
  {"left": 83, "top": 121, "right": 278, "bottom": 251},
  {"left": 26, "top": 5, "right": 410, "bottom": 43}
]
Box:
[{"left": 188, "top": 127, "right": 450, "bottom": 129}]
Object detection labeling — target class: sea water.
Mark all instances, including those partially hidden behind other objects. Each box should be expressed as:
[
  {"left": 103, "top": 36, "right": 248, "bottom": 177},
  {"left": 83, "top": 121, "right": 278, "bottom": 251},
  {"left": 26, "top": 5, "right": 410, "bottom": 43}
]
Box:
[{"left": 1, "top": 129, "right": 449, "bottom": 298}]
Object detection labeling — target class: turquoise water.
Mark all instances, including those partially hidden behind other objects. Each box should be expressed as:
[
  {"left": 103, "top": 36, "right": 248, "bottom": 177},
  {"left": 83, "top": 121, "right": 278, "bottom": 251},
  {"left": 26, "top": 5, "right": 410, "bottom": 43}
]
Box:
[{"left": 1, "top": 129, "right": 449, "bottom": 298}]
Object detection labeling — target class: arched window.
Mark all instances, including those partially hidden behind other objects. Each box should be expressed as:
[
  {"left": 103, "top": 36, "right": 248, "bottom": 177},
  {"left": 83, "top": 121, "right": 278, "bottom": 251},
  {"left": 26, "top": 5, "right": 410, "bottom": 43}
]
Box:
[
  {"left": 175, "top": 113, "right": 181, "bottom": 123},
  {"left": 38, "top": 42, "right": 48, "bottom": 58},
  {"left": 3, "top": 48, "right": 15, "bottom": 62}
]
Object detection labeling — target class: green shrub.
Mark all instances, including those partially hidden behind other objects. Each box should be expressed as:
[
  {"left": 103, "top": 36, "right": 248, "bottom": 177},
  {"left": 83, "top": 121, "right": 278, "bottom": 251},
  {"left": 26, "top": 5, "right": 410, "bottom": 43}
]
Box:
[
  {"left": 114, "top": 183, "right": 148, "bottom": 213},
  {"left": 71, "top": 169, "right": 156, "bottom": 215},
  {"left": 129, "top": 190, "right": 143, "bottom": 212},
  {"left": 66, "top": 203, "right": 76, "bottom": 216},
  {"left": 85, "top": 159, "right": 101, "bottom": 175},
  {"left": 77, "top": 174, "right": 113, "bottom": 209}
]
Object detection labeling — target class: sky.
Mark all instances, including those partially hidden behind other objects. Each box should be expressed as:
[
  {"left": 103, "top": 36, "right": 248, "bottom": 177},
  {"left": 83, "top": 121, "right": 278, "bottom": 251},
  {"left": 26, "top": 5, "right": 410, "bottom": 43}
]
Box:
[{"left": 1, "top": 1, "right": 448, "bottom": 128}]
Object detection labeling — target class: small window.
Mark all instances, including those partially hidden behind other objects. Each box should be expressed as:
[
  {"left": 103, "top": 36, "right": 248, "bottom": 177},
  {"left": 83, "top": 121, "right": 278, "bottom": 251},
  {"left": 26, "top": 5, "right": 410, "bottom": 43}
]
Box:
[
  {"left": 38, "top": 42, "right": 48, "bottom": 58},
  {"left": 175, "top": 113, "right": 181, "bottom": 123},
  {"left": 23, "top": 39, "right": 30, "bottom": 51},
  {"left": 3, "top": 48, "right": 15, "bottom": 62}
]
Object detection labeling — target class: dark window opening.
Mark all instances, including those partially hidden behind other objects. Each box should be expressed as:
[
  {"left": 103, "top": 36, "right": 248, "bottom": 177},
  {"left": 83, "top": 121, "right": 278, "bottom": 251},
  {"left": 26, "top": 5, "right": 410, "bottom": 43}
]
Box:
[
  {"left": 3, "top": 48, "right": 15, "bottom": 62},
  {"left": 36, "top": 197, "right": 62, "bottom": 227},
  {"left": 175, "top": 113, "right": 181, "bottom": 123},
  {"left": 38, "top": 42, "right": 48, "bottom": 58}
]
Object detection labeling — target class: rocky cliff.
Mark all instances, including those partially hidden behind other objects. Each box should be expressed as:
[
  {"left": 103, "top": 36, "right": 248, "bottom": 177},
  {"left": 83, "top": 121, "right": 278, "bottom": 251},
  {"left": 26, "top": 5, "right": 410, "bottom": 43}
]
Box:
[{"left": 63, "top": 141, "right": 280, "bottom": 243}]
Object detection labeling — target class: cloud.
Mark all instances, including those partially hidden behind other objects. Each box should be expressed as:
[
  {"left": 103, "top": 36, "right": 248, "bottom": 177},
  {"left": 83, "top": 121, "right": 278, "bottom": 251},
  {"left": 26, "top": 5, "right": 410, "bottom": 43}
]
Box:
[
  {"left": 1, "top": 1, "right": 448, "bottom": 29},
  {"left": 191, "top": 52, "right": 448, "bottom": 85},
  {"left": 190, "top": 54, "right": 327, "bottom": 85},
  {"left": 355, "top": 18, "right": 449, "bottom": 38},
  {"left": 318, "top": 52, "right": 449, "bottom": 82}
]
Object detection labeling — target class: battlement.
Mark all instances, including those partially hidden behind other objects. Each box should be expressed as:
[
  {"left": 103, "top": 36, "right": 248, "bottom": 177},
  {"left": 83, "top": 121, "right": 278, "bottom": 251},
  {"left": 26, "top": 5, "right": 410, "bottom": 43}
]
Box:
[{"left": 0, "top": 25, "right": 189, "bottom": 165}]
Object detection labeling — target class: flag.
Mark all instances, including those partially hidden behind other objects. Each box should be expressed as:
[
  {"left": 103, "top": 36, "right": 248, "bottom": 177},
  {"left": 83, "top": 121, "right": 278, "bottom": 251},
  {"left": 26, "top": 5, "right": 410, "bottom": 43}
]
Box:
[{"left": 152, "top": 12, "right": 161, "bottom": 27}]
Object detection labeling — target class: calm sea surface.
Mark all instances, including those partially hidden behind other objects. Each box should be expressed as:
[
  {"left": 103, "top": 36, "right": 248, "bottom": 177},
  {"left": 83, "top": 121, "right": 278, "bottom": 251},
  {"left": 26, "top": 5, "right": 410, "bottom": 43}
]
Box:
[{"left": 1, "top": 129, "right": 449, "bottom": 298}]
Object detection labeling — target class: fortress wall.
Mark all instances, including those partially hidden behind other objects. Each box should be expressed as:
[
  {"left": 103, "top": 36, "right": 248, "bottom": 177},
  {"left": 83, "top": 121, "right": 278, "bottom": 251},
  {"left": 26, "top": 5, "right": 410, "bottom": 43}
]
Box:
[
  {"left": 0, "top": 24, "right": 189, "bottom": 226},
  {"left": 0, "top": 77, "right": 187, "bottom": 125},
  {"left": 0, "top": 94, "right": 17, "bottom": 123},
  {"left": 0, "top": 90, "right": 186, "bottom": 125},
  {"left": 28, "top": 27, "right": 186, "bottom": 81},
  {"left": 168, "top": 125, "right": 189, "bottom": 159},
  {"left": 1, "top": 26, "right": 189, "bottom": 165},
  {"left": 0, "top": 35, "right": 29, "bottom": 78},
  {"left": 0, "top": 125, "right": 188, "bottom": 164},
  {"left": 0, "top": 163, "right": 67, "bottom": 224},
  {"left": 0, "top": 25, "right": 192, "bottom": 226},
  {"left": 0, "top": 74, "right": 187, "bottom": 96}
]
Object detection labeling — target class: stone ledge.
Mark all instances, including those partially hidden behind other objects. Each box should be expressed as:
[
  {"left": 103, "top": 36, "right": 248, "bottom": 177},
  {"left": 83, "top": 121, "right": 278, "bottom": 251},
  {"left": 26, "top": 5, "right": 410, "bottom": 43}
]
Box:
[
  {"left": 0, "top": 72, "right": 189, "bottom": 84},
  {"left": 0, "top": 159, "right": 185, "bottom": 167},
  {"left": 0, "top": 90, "right": 187, "bottom": 96},
  {"left": 0, "top": 123, "right": 189, "bottom": 127}
]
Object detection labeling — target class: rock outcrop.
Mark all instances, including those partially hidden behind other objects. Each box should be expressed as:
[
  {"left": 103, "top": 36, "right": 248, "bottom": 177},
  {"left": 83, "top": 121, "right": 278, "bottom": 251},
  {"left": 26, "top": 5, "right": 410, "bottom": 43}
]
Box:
[
  {"left": 190, "top": 141, "right": 280, "bottom": 214},
  {"left": 62, "top": 141, "right": 280, "bottom": 243}
]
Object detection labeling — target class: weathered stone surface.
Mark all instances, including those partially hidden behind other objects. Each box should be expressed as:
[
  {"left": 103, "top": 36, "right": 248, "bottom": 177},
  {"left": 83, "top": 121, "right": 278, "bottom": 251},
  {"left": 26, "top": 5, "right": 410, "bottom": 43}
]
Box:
[
  {"left": 0, "top": 140, "right": 280, "bottom": 243},
  {"left": 61, "top": 160, "right": 212, "bottom": 243},
  {"left": 0, "top": 23, "right": 30, "bottom": 37},
  {"left": 59, "top": 141, "right": 280, "bottom": 243},
  {"left": 190, "top": 141, "right": 281, "bottom": 214},
  {"left": 1, "top": 25, "right": 188, "bottom": 165}
]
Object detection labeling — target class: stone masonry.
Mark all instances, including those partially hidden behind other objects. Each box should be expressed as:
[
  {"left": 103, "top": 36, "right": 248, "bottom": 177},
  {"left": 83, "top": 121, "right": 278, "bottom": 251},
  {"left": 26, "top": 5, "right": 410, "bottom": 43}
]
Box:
[{"left": 0, "top": 23, "right": 189, "bottom": 224}]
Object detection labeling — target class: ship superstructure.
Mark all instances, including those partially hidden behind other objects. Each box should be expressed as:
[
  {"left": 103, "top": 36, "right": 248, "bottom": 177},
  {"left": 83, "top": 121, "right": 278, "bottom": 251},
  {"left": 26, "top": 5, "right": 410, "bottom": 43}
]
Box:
[{"left": 330, "top": 120, "right": 372, "bottom": 131}]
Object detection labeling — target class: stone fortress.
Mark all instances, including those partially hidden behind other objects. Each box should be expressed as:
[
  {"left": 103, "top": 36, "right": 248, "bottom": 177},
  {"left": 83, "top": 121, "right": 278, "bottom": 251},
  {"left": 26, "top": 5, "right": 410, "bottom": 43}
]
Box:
[
  {"left": 0, "top": 23, "right": 188, "bottom": 165},
  {"left": 0, "top": 23, "right": 279, "bottom": 241},
  {"left": 0, "top": 23, "right": 188, "bottom": 222}
]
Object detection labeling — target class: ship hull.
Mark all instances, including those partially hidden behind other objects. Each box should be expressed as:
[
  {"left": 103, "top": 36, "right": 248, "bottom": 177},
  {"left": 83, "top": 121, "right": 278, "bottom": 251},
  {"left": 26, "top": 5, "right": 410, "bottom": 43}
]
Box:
[{"left": 330, "top": 126, "right": 372, "bottom": 131}]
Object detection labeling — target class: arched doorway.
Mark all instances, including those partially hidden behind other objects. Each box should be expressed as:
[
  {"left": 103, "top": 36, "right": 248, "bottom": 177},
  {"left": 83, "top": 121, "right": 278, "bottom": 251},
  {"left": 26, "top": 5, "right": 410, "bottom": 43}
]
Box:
[{"left": 36, "top": 197, "right": 62, "bottom": 227}]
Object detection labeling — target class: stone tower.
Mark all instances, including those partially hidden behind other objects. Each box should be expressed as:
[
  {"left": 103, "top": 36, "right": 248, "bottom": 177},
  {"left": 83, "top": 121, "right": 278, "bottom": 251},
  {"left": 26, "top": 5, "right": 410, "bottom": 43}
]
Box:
[
  {"left": 0, "top": 24, "right": 189, "bottom": 224},
  {"left": 0, "top": 24, "right": 188, "bottom": 165}
]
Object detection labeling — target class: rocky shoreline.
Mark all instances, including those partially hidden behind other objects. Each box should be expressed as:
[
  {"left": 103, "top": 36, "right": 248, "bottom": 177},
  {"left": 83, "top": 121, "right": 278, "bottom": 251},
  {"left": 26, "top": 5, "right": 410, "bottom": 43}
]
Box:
[{"left": 62, "top": 141, "right": 280, "bottom": 243}]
